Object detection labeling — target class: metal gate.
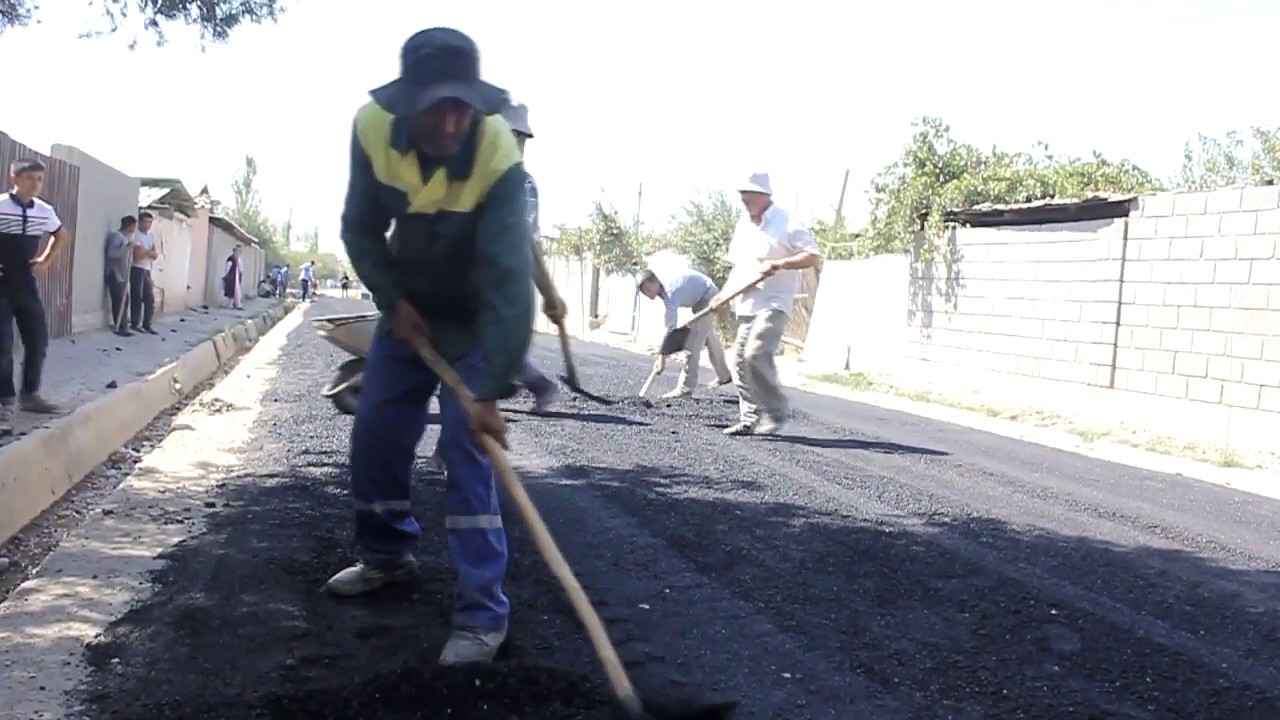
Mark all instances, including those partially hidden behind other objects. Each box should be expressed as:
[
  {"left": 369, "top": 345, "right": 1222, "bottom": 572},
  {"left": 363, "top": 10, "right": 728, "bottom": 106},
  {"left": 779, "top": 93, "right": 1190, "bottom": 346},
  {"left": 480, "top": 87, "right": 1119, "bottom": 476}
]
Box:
[{"left": 0, "top": 132, "right": 79, "bottom": 339}]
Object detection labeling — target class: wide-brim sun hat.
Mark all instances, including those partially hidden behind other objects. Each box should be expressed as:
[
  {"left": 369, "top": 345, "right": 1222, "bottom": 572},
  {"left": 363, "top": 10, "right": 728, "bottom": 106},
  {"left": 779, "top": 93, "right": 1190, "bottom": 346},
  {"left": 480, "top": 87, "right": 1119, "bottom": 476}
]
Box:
[
  {"left": 501, "top": 102, "right": 534, "bottom": 138},
  {"left": 370, "top": 27, "right": 509, "bottom": 117},
  {"left": 737, "top": 171, "right": 774, "bottom": 196}
]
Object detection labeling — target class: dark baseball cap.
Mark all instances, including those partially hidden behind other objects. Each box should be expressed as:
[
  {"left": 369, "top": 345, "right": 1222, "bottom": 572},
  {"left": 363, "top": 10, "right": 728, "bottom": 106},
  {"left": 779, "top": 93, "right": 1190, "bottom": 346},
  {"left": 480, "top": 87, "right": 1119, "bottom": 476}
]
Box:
[{"left": 369, "top": 28, "right": 509, "bottom": 117}]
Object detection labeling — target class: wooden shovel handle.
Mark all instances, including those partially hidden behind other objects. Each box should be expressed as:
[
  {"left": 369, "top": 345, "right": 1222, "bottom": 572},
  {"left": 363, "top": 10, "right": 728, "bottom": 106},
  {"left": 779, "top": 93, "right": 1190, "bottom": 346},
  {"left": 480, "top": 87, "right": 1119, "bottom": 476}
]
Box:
[
  {"left": 554, "top": 318, "right": 579, "bottom": 385},
  {"left": 404, "top": 334, "right": 644, "bottom": 716},
  {"left": 681, "top": 270, "right": 771, "bottom": 329}
]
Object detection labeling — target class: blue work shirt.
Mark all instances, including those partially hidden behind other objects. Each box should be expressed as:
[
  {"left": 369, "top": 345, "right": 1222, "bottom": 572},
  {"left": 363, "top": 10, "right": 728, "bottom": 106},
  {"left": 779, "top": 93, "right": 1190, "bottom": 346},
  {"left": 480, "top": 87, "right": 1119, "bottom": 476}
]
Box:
[{"left": 655, "top": 269, "right": 717, "bottom": 331}]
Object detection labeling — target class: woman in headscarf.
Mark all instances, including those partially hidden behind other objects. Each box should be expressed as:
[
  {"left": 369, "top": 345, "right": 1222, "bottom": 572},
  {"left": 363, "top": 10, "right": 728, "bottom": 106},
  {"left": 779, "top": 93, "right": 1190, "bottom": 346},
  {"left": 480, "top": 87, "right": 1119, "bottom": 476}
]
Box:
[{"left": 223, "top": 245, "right": 244, "bottom": 310}]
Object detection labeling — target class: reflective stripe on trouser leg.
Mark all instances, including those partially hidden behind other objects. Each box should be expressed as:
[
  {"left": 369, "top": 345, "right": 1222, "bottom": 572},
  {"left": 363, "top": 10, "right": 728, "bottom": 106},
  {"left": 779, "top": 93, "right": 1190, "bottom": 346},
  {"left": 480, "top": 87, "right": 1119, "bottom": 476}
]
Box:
[
  {"left": 349, "top": 331, "right": 438, "bottom": 566},
  {"left": 437, "top": 350, "right": 510, "bottom": 631}
]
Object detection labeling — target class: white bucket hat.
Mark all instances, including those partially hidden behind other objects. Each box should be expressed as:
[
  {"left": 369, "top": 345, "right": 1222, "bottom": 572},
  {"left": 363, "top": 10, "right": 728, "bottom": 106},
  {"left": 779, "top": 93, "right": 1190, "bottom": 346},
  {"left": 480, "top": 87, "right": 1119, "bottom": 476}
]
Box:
[
  {"left": 738, "top": 171, "right": 773, "bottom": 196},
  {"left": 501, "top": 101, "right": 534, "bottom": 138}
]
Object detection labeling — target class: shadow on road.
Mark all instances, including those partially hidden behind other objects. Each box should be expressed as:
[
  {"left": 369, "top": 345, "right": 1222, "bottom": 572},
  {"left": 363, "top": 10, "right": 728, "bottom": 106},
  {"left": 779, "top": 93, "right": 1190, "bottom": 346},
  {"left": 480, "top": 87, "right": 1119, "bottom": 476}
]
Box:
[
  {"left": 507, "top": 408, "right": 650, "bottom": 427},
  {"left": 529, "top": 461, "right": 1280, "bottom": 719},
  {"left": 764, "top": 434, "right": 949, "bottom": 455}
]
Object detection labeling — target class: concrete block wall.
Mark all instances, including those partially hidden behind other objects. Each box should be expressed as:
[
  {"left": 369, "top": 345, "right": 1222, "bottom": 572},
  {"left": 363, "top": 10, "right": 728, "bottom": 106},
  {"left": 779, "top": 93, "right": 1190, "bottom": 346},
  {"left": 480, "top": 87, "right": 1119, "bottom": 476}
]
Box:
[
  {"left": 50, "top": 145, "right": 140, "bottom": 334},
  {"left": 905, "top": 219, "right": 1127, "bottom": 387},
  {"left": 1118, "top": 187, "right": 1280, "bottom": 413}
]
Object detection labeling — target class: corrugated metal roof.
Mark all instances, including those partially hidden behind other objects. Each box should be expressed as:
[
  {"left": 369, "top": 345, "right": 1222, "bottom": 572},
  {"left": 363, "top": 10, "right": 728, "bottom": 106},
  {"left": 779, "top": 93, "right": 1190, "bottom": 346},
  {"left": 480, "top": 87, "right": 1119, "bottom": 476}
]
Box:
[
  {"left": 209, "top": 213, "right": 261, "bottom": 247},
  {"left": 138, "top": 186, "right": 169, "bottom": 208},
  {"left": 138, "top": 178, "right": 198, "bottom": 218},
  {"left": 944, "top": 193, "right": 1137, "bottom": 228}
]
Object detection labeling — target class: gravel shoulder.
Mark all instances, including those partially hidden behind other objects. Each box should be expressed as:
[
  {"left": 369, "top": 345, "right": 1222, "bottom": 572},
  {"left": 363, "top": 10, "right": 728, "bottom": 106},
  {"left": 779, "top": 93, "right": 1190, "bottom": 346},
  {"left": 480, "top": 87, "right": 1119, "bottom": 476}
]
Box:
[{"left": 3, "top": 298, "right": 1276, "bottom": 720}]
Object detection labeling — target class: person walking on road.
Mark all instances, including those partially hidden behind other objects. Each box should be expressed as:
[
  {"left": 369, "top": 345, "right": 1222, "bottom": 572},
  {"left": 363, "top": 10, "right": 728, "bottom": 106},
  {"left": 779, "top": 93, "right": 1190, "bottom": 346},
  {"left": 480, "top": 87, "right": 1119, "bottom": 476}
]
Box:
[
  {"left": 340, "top": 273, "right": 351, "bottom": 298},
  {"left": 427, "top": 98, "right": 563, "bottom": 473},
  {"left": 129, "top": 211, "right": 159, "bottom": 335},
  {"left": 104, "top": 215, "right": 137, "bottom": 337},
  {"left": 327, "top": 27, "right": 533, "bottom": 667},
  {"left": 714, "top": 172, "right": 821, "bottom": 436},
  {"left": 503, "top": 100, "right": 562, "bottom": 411},
  {"left": 299, "top": 260, "right": 315, "bottom": 301},
  {"left": 637, "top": 266, "right": 732, "bottom": 399},
  {"left": 0, "top": 159, "right": 70, "bottom": 435},
  {"left": 223, "top": 245, "right": 244, "bottom": 310}
]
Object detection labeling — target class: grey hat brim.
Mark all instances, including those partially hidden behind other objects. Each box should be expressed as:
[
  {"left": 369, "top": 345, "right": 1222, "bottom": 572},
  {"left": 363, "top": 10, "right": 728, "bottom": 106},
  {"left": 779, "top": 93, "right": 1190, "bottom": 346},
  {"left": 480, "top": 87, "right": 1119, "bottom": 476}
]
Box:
[{"left": 369, "top": 78, "right": 508, "bottom": 117}]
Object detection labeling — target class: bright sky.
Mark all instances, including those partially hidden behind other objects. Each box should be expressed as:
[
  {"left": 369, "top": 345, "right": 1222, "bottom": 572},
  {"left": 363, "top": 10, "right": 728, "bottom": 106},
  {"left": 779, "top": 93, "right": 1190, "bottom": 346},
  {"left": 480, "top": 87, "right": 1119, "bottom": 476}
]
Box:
[{"left": 3, "top": 0, "right": 1278, "bottom": 257}]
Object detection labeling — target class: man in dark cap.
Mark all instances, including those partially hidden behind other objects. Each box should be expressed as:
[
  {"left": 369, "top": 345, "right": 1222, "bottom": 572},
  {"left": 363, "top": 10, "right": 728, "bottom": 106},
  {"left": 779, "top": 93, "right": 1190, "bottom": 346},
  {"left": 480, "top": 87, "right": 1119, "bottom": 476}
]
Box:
[{"left": 328, "top": 27, "right": 533, "bottom": 666}]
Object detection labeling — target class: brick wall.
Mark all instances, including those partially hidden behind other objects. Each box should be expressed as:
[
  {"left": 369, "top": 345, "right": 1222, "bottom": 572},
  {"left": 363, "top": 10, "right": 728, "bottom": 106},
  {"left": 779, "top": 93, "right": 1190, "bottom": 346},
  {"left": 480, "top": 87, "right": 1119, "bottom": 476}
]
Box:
[
  {"left": 905, "top": 219, "right": 1127, "bottom": 387},
  {"left": 1118, "top": 187, "right": 1280, "bottom": 413},
  {"left": 897, "top": 186, "right": 1280, "bottom": 416}
]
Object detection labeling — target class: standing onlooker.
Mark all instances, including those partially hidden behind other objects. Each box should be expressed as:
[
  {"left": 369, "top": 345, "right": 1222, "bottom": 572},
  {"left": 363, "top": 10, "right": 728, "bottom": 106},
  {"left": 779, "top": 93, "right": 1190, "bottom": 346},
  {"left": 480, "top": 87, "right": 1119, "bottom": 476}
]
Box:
[
  {"left": 278, "top": 263, "right": 290, "bottom": 298},
  {"left": 129, "top": 211, "right": 160, "bottom": 335},
  {"left": 104, "top": 215, "right": 136, "bottom": 337},
  {"left": 223, "top": 245, "right": 244, "bottom": 310},
  {"left": 0, "top": 159, "right": 70, "bottom": 435},
  {"left": 299, "top": 259, "right": 315, "bottom": 301},
  {"left": 637, "top": 266, "right": 733, "bottom": 398},
  {"left": 340, "top": 273, "right": 351, "bottom": 298},
  {"left": 714, "top": 172, "right": 821, "bottom": 436}
]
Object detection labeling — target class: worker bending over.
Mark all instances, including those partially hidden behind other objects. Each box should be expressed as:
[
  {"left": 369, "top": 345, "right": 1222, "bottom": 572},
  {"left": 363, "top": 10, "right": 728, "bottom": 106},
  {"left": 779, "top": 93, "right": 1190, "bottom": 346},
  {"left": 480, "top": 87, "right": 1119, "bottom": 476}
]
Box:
[
  {"left": 637, "top": 266, "right": 732, "bottom": 398},
  {"left": 329, "top": 27, "right": 532, "bottom": 666},
  {"left": 714, "top": 172, "right": 821, "bottom": 436}
]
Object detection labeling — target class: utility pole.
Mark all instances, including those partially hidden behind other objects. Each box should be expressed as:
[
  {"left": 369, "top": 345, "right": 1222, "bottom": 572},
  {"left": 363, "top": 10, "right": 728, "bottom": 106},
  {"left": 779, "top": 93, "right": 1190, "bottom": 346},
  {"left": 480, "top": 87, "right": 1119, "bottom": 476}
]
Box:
[
  {"left": 832, "top": 169, "right": 850, "bottom": 229},
  {"left": 282, "top": 207, "right": 294, "bottom": 251},
  {"left": 635, "top": 182, "right": 643, "bottom": 237}
]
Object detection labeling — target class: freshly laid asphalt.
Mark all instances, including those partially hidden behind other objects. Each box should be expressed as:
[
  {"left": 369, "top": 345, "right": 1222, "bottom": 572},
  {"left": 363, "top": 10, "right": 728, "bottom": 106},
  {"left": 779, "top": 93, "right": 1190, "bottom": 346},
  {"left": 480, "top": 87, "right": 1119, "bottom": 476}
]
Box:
[{"left": 73, "top": 299, "right": 1280, "bottom": 720}]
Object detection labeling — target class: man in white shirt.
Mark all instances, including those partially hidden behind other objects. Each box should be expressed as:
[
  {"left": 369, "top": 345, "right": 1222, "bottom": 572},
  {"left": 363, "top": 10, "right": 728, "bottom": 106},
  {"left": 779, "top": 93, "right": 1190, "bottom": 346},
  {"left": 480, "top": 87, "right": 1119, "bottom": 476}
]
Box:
[
  {"left": 713, "top": 172, "right": 821, "bottom": 436},
  {"left": 637, "top": 266, "right": 732, "bottom": 398},
  {"left": 299, "top": 260, "right": 315, "bottom": 301},
  {"left": 129, "top": 211, "right": 160, "bottom": 335}
]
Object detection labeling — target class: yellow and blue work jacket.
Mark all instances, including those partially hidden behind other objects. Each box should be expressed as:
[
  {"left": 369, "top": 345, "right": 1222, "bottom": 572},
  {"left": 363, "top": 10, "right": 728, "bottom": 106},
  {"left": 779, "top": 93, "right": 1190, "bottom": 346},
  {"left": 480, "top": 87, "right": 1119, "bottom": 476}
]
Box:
[{"left": 339, "top": 101, "right": 533, "bottom": 401}]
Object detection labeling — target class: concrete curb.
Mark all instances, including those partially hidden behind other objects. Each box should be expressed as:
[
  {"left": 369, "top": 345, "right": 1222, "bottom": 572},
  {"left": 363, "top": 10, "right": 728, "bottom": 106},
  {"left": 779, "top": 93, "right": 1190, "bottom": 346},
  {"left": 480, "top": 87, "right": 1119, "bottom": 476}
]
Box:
[{"left": 0, "top": 302, "right": 298, "bottom": 544}]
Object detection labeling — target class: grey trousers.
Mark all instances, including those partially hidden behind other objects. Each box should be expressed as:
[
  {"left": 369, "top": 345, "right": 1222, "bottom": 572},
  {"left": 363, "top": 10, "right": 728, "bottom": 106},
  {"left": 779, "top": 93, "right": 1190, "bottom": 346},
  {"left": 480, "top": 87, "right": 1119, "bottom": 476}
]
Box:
[{"left": 732, "top": 310, "right": 788, "bottom": 425}]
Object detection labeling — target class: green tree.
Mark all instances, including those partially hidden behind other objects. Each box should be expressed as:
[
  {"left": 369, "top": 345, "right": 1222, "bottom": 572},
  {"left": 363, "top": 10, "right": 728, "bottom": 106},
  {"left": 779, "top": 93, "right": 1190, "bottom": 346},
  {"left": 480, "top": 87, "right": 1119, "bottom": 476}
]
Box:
[
  {"left": 298, "top": 227, "right": 320, "bottom": 254},
  {"left": 667, "top": 191, "right": 739, "bottom": 286},
  {"left": 227, "top": 155, "right": 283, "bottom": 263},
  {"left": 810, "top": 217, "right": 858, "bottom": 261},
  {"left": 561, "top": 201, "right": 652, "bottom": 276},
  {"left": 863, "top": 117, "right": 1163, "bottom": 256},
  {"left": 0, "top": 0, "right": 285, "bottom": 46},
  {"left": 1176, "top": 127, "right": 1280, "bottom": 190}
]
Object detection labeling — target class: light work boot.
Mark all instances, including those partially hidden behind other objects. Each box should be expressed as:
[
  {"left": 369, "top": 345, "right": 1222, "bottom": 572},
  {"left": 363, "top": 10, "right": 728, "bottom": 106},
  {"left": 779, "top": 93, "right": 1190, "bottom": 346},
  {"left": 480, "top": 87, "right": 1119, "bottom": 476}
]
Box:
[
  {"left": 755, "top": 414, "right": 785, "bottom": 435},
  {"left": 0, "top": 402, "right": 13, "bottom": 436},
  {"left": 439, "top": 627, "right": 507, "bottom": 665},
  {"left": 660, "top": 387, "right": 692, "bottom": 400},
  {"left": 722, "top": 420, "right": 756, "bottom": 436},
  {"left": 324, "top": 556, "right": 417, "bottom": 597}
]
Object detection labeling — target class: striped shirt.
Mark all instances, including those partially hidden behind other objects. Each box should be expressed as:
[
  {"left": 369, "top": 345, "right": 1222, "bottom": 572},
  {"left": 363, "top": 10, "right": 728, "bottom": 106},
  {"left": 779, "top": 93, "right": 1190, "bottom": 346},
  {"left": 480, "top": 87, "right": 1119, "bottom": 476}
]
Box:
[{"left": 0, "top": 192, "right": 61, "bottom": 280}]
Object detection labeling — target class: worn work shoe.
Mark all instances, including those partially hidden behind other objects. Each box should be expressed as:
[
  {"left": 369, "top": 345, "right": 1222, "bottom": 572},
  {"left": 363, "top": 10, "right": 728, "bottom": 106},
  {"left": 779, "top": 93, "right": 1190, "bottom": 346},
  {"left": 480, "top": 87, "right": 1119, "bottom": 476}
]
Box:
[
  {"left": 722, "top": 421, "right": 756, "bottom": 436},
  {"left": 755, "top": 414, "right": 786, "bottom": 435},
  {"left": 0, "top": 403, "right": 13, "bottom": 436},
  {"left": 532, "top": 385, "right": 558, "bottom": 413},
  {"left": 706, "top": 376, "right": 733, "bottom": 389},
  {"left": 324, "top": 557, "right": 417, "bottom": 597},
  {"left": 660, "top": 388, "right": 692, "bottom": 400},
  {"left": 19, "top": 394, "right": 59, "bottom": 414},
  {"left": 439, "top": 627, "right": 507, "bottom": 665}
]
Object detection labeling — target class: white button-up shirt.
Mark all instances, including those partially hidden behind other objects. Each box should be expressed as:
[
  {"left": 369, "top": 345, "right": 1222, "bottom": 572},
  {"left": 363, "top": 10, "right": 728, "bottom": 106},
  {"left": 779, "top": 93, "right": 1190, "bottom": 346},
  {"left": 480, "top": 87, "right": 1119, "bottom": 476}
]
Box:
[{"left": 725, "top": 203, "right": 821, "bottom": 317}]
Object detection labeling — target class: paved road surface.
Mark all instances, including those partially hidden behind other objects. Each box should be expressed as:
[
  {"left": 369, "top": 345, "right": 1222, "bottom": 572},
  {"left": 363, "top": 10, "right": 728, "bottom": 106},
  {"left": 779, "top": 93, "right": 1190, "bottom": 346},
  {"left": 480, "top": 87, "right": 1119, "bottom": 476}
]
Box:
[{"left": 71, "top": 299, "right": 1280, "bottom": 719}]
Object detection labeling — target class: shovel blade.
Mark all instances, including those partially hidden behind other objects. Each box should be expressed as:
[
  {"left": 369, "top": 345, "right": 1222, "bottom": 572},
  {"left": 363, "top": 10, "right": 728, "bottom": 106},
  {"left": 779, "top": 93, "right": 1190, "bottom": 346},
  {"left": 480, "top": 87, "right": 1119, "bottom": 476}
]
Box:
[
  {"left": 658, "top": 327, "right": 691, "bottom": 356},
  {"left": 558, "top": 375, "right": 617, "bottom": 406}
]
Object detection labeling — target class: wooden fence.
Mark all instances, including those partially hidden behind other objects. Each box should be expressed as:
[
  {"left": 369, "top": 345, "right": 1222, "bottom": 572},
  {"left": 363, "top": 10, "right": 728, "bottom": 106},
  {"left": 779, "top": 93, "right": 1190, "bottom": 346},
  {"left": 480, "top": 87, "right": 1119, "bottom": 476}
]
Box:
[{"left": 0, "top": 132, "right": 79, "bottom": 339}]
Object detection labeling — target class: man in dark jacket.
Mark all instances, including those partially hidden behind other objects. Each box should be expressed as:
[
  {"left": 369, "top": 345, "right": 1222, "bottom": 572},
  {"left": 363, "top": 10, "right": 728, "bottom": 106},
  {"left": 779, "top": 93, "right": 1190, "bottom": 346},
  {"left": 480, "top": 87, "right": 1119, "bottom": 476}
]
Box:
[{"left": 326, "top": 27, "right": 532, "bottom": 667}]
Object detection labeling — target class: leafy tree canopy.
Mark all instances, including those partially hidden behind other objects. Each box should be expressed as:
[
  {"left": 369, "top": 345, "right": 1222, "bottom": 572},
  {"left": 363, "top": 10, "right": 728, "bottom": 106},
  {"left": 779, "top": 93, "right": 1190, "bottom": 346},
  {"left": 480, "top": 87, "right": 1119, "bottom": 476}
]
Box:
[
  {"left": 862, "top": 117, "right": 1164, "bottom": 256},
  {"left": 0, "top": 0, "right": 283, "bottom": 46},
  {"left": 1176, "top": 127, "right": 1280, "bottom": 191}
]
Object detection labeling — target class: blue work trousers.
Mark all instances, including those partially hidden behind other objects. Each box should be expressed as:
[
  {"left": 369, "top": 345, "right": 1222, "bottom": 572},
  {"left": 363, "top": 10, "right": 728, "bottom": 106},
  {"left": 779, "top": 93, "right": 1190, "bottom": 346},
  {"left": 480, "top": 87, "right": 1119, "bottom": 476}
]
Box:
[{"left": 349, "top": 331, "right": 509, "bottom": 631}]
